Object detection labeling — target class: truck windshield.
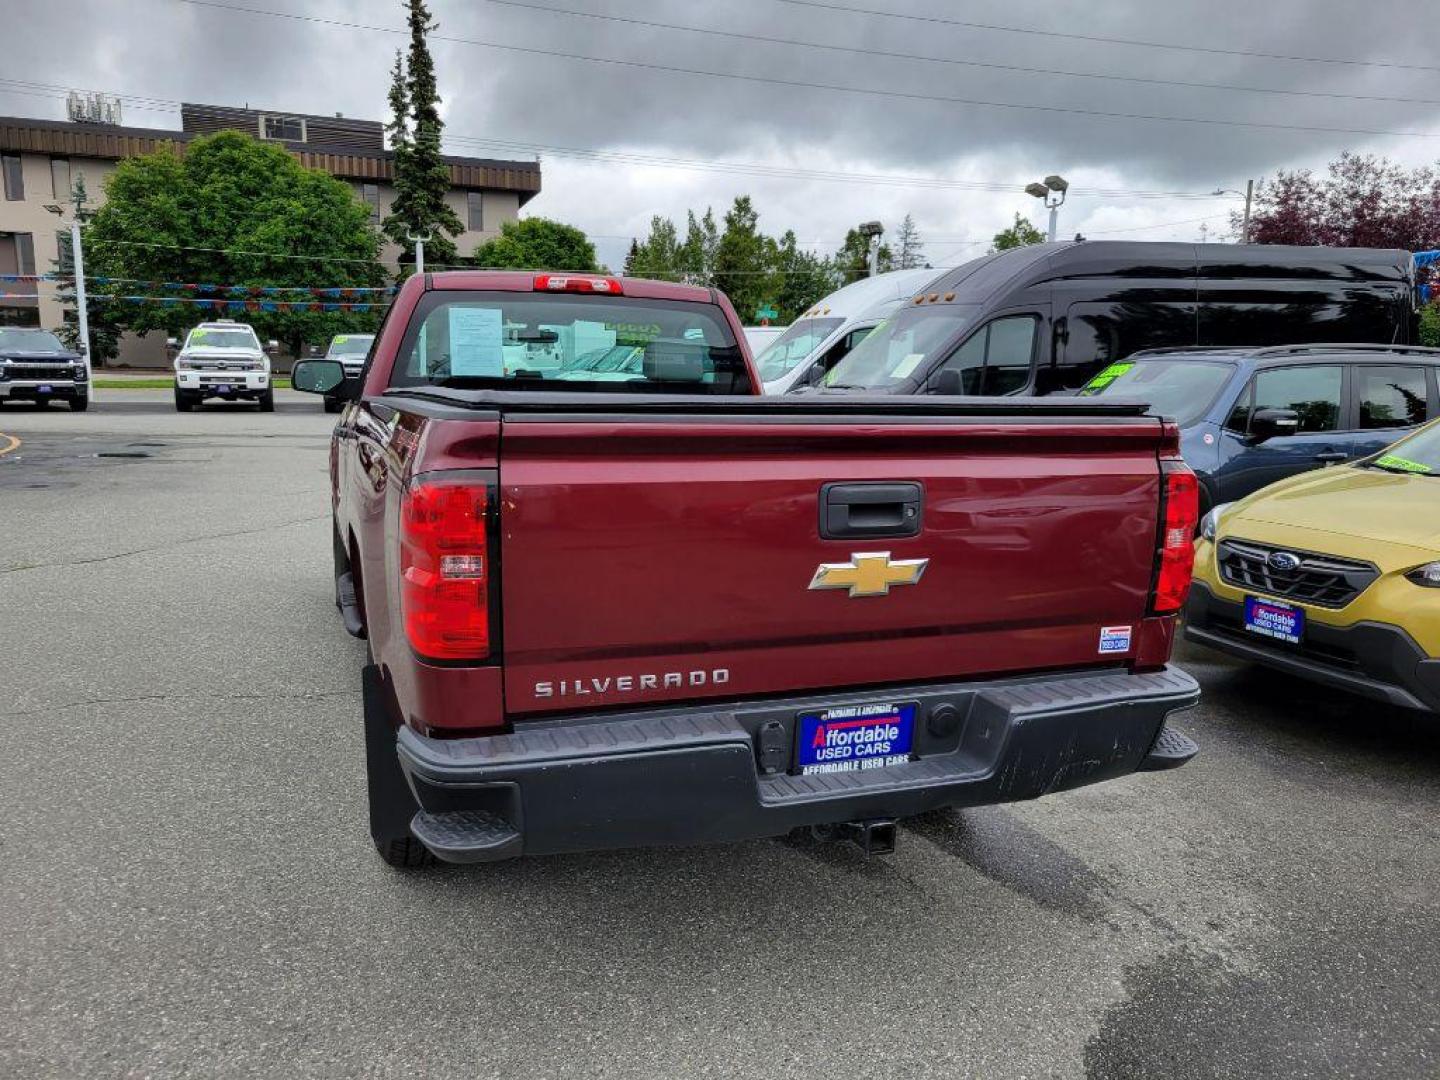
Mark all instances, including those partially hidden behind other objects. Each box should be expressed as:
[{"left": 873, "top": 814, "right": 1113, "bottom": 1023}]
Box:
[
  {"left": 0, "top": 328, "right": 66, "bottom": 352},
  {"left": 1078, "top": 358, "right": 1236, "bottom": 426},
  {"left": 187, "top": 329, "right": 257, "bottom": 350},
  {"left": 1367, "top": 421, "right": 1440, "bottom": 475},
  {"left": 821, "top": 307, "right": 975, "bottom": 390},
  {"left": 326, "top": 335, "right": 373, "bottom": 359},
  {"left": 390, "top": 292, "right": 750, "bottom": 394},
  {"left": 756, "top": 317, "right": 843, "bottom": 382}
]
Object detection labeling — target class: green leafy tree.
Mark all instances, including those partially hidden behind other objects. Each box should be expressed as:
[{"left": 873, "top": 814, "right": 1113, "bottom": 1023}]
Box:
[
  {"left": 990, "top": 212, "right": 1045, "bottom": 253},
  {"left": 894, "top": 214, "right": 926, "bottom": 269},
  {"left": 48, "top": 175, "right": 123, "bottom": 364},
  {"left": 83, "top": 131, "right": 386, "bottom": 356},
  {"left": 627, "top": 216, "right": 683, "bottom": 280},
  {"left": 772, "top": 231, "right": 838, "bottom": 322},
  {"left": 472, "top": 217, "right": 599, "bottom": 271},
  {"left": 382, "top": 0, "right": 464, "bottom": 270},
  {"left": 677, "top": 208, "right": 720, "bottom": 285},
  {"left": 834, "top": 226, "right": 894, "bottom": 282},
  {"left": 1421, "top": 304, "right": 1440, "bottom": 348},
  {"left": 713, "top": 196, "right": 778, "bottom": 319}
]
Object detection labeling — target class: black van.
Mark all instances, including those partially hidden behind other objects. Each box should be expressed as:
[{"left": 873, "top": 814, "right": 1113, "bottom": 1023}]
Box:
[{"left": 817, "top": 242, "right": 1417, "bottom": 396}]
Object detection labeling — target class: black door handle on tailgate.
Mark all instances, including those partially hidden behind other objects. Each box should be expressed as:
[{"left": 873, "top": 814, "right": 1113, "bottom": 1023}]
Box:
[{"left": 820, "top": 482, "right": 923, "bottom": 540}]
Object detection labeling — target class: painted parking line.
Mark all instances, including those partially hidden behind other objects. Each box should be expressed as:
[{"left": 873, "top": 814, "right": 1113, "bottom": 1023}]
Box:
[{"left": 0, "top": 431, "right": 19, "bottom": 457}]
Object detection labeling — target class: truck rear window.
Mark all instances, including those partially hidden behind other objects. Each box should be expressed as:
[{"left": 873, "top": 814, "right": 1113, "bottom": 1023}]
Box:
[{"left": 390, "top": 292, "right": 751, "bottom": 394}]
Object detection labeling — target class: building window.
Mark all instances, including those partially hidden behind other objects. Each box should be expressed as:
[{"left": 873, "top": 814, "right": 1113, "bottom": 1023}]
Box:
[
  {"left": 467, "top": 191, "right": 484, "bottom": 232},
  {"left": 360, "top": 183, "right": 380, "bottom": 226},
  {"left": 2, "top": 154, "right": 23, "bottom": 201},
  {"left": 15, "top": 233, "right": 35, "bottom": 276},
  {"left": 260, "top": 114, "right": 305, "bottom": 142},
  {"left": 50, "top": 157, "right": 71, "bottom": 201}
]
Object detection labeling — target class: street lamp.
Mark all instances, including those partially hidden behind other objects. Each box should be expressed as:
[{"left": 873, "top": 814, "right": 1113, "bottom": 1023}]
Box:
[
  {"left": 43, "top": 201, "right": 93, "bottom": 393},
  {"left": 1025, "top": 175, "right": 1068, "bottom": 242},
  {"left": 1212, "top": 181, "right": 1254, "bottom": 243},
  {"left": 857, "top": 220, "right": 884, "bottom": 277}
]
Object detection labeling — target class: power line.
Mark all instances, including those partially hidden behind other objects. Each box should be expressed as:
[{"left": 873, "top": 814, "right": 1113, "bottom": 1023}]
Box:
[
  {"left": 477, "top": 0, "right": 1440, "bottom": 108},
  {"left": 773, "top": 0, "right": 1440, "bottom": 74},
  {"left": 0, "top": 77, "right": 1247, "bottom": 201},
  {"left": 173, "top": 0, "right": 1440, "bottom": 139}
]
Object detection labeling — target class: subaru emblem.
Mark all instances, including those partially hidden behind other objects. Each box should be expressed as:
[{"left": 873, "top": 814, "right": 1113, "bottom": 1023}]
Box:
[{"left": 1268, "top": 551, "right": 1301, "bottom": 572}]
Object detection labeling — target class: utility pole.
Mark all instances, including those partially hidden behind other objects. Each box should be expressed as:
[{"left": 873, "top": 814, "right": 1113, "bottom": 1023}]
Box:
[
  {"left": 408, "top": 232, "right": 429, "bottom": 276},
  {"left": 70, "top": 220, "right": 91, "bottom": 388},
  {"left": 1025, "top": 175, "right": 1069, "bottom": 242},
  {"left": 1241, "top": 179, "right": 1254, "bottom": 245},
  {"left": 858, "top": 221, "right": 884, "bottom": 277}
]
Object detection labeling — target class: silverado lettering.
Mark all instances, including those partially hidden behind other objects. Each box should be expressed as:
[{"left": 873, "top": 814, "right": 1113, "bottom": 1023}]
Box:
[
  {"left": 295, "top": 270, "right": 1202, "bottom": 869},
  {"left": 535, "top": 669, "right": 731, "bottom": 698}
]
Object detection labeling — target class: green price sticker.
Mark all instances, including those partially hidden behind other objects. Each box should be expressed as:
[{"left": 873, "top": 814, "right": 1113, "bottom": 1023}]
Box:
[
  {"left": 335, "top": 335, "right": 349, "bottom": 344},
  {"left": 1079, "top": 361, "right": 1134, "bottom": 396},
  {"left": 1374, "top": 454, "right": 1433, "bottom": 475}
]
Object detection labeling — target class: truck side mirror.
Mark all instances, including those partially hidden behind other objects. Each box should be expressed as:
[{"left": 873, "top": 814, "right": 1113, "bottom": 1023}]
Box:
[
  {"left": 291, "top": 359, "right": 352, "bottom": 397},
  {"left": 1249, "top": 408, "right": 1300, "bottom": 443},
  {"left": 930, "top": 369, "right": 963, "bottom": 396}
]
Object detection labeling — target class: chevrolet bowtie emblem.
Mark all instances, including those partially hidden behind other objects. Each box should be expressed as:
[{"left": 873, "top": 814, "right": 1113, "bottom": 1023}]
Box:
[{"left": 809, "top": 552, "right": 929, "bottom": 597}]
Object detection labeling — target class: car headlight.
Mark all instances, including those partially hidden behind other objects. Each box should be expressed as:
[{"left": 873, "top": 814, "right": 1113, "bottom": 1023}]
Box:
[
  {"left": 1200, "top": 502, "right": 1232, "bottom": 542},
  {"left": 73, "top": 365, "right": 87, "bottom": 380},
  {"left": 176, "top": 357, "right": 195, "bottom": 371},
  {"left": 1406, "top": 562, "right": 1440, "bottom": 588}
]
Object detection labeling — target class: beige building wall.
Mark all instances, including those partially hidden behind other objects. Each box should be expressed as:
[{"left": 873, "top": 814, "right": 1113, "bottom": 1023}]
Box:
[{"left": 3, "top": 150, "right": 524, "bottom": 366}]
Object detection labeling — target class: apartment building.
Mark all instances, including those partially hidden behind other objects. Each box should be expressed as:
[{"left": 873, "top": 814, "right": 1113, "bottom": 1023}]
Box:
[{"left": 0, "top": 101, "right": 541, "bottom": 359}]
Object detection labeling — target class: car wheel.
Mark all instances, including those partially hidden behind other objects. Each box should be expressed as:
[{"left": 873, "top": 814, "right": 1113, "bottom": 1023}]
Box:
[
  {"left": 363, "top": 664, "right": 435, "bottom": 870},
  {"left": 374, "top": 836, "right": 437, "bottom": 869},
  {"left": 174, "top": 388, "right": 194, "bottom": 412},
  {"left": 69, "top": 397, "right": 89, "bottom": 412},
  {"left": 258, "top": 389, "right": 275, "bottom": 412}
]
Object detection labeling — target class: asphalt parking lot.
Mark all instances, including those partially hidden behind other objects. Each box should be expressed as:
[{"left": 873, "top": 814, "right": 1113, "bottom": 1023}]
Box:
[{"left": 1, "top": 395, "right": 1437, "bottom": 1080}]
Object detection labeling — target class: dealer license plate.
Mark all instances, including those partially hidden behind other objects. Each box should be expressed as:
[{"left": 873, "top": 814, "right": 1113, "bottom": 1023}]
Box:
[
  {"left": 795, "top": 701, "right": 916, "bottom": 776},
  {"left": 1244, "top": 596, "right": 1305, "bottom": 645}
]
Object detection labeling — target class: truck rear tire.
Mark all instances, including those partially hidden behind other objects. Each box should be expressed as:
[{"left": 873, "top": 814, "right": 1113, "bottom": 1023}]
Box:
[
  {"left": 258, "top": 389, "right": 275, "bottom": 413},
  {"left": 363, "top": 664, "right": 436, "bottom": 869},
  {"left": 69, "top": 397, "right": 89, "bottom": 412},
  {"left": 174, "top": 388, "right": 194, "bottom": 412}
]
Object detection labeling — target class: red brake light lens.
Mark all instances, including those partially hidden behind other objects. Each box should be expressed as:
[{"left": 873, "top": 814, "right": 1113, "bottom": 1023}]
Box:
[
  {"left": 533, "top": 274, "right": 623, "bottom": 295},
  {"left": 1151, "top": 463, "right": 1199, "bottom": 614},
  {"left": 400, "top": 478, "right": 491, "bottom": 661}
]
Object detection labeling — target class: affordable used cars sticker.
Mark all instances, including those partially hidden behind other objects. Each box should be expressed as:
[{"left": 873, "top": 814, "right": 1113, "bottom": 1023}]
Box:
[{"left": 1374, "top": 453, "right": 1432, "bottom": 474}]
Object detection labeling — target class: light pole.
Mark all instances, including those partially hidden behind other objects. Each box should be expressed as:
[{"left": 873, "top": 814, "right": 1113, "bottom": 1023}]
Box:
[
  {"left": 407, "top": 232, "right": 431, "bottom": 276},
  {"left": 1025, "top": 175, "right": 1068, "bottom": 242},
  {"left": 858, "top": 221, "right": 884, "bottom": 277},
  {"left": 1212, "top": 181, "right": 1254, "bottom": 243},
  {"left": 43, "top": 202, "right": 93, "bottom": 398}
]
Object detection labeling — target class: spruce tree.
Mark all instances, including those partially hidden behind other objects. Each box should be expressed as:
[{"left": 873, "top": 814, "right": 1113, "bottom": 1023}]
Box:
[{"left": 382, "top": 0, "right": 463, "bottom": 270}]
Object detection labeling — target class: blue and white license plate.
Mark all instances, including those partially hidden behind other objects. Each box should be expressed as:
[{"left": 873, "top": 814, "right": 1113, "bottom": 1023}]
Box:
[
  {"left": 1244, "top": 596, "right": 1305, "bottom": 644},
  {"left": 215, "top": 383, "right": 232, "bottom": 393},
  {"left": 37, "top": 384, "right": 52, "bottom": 393},
  {"left": 796, "top": 701, "right": 916, "bottom": 776}
]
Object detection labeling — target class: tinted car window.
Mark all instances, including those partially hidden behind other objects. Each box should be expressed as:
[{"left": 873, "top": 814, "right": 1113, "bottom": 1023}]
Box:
[
  {"left": 1356, "top": 365, "right": 1429, "bottom": 429},
  {"left": 1241, "top": 365, "right": 1344, "bottom": 433},
  {"left": 1059, "top": 301, "right": 1198, "bottom": 391},
  {"left": 933, "top": 316, "right": 1036, "bottom": 395}
]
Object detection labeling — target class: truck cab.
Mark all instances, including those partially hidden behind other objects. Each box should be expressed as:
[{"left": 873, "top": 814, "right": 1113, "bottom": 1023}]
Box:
[{"left": 170, "top": 320, "right": 275, "bottom": 412}]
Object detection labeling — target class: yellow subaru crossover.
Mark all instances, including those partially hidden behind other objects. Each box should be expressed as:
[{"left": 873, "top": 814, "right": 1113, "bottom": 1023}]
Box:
[{"left": 1186, "top": 418, "right": 1440, "bottom": 714}]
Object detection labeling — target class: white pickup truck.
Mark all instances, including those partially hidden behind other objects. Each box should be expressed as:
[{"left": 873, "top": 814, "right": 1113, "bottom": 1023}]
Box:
[{"left": 171, "top": 321, "right": 276, "bottom": 412}]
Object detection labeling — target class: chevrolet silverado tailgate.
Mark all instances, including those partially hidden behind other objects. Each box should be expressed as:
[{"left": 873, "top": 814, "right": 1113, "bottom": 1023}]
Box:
[{"left": 496, "top": 399, "right": 1167, "bottom": 715}]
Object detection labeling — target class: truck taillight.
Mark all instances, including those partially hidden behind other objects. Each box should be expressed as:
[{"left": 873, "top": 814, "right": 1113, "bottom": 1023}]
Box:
[
  {"left": 401, "top": 476, "right": 493, "bottom": 662},
  {"left": 1150, "top": 461, "right": 1199, "bottom": 615},
  {"left": 533, "top": 273, "right": 623, "bottom": 295}
]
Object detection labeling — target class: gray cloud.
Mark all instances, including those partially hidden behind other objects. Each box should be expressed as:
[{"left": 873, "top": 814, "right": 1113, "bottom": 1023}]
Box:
[{"left": 7, "top": 0, "right": 1439, "bottom": 272}]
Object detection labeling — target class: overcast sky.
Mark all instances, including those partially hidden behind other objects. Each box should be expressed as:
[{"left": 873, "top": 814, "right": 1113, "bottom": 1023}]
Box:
[{"left": 5, "top": 0, "right": 1440, "bottom": 271}]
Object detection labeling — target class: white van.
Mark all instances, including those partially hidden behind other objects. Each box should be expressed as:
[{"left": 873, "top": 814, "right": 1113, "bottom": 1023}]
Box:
[{"left": 755, "top": 268, "right": 947, "bottom": 394}]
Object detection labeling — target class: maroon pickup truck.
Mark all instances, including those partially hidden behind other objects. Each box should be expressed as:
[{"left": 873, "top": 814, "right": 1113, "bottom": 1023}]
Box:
[{"left": 292, "top": 271, "right": 1201, "bottom": 868}]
